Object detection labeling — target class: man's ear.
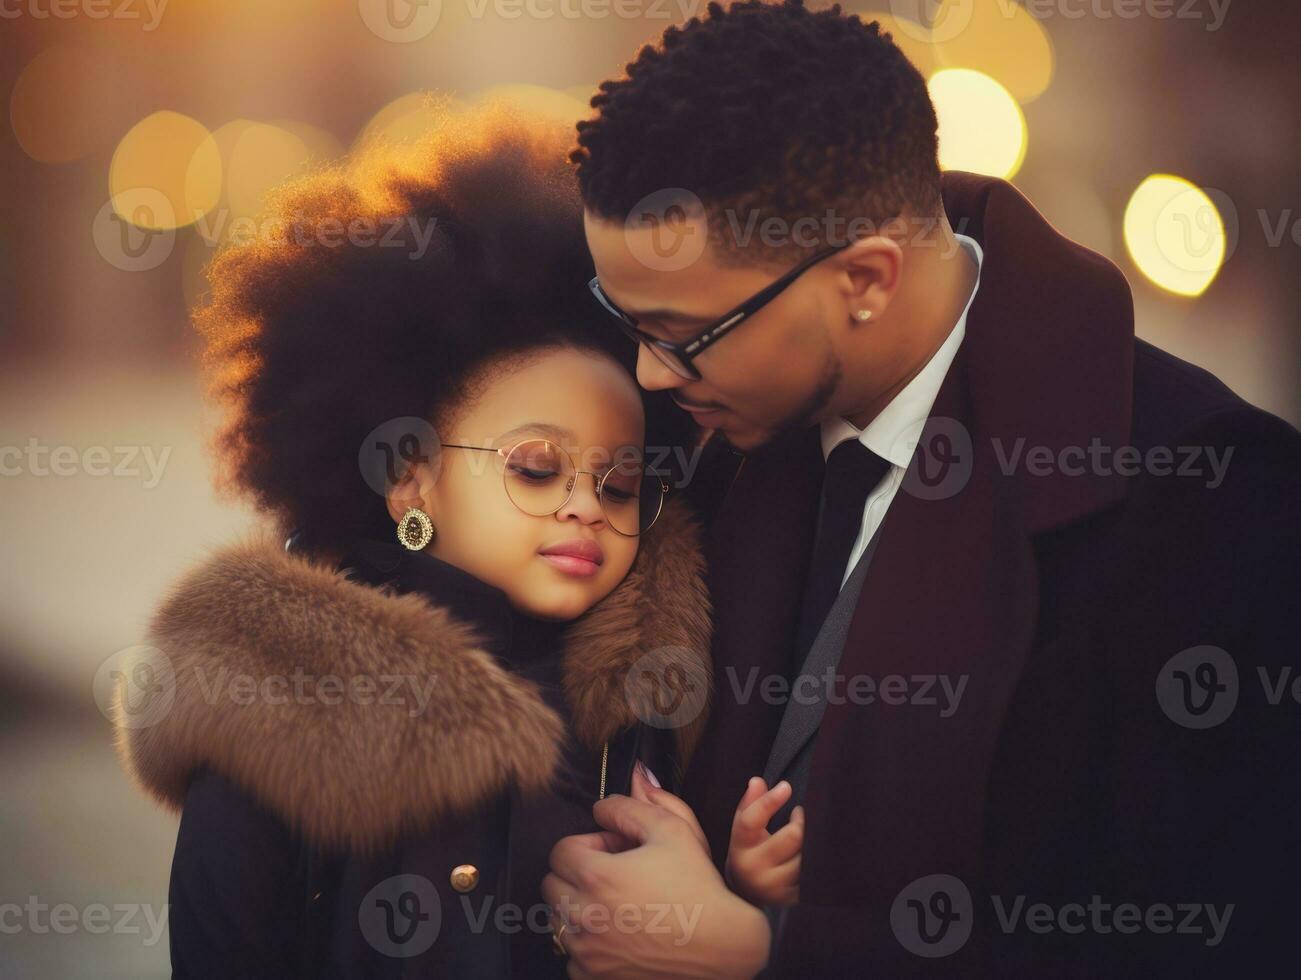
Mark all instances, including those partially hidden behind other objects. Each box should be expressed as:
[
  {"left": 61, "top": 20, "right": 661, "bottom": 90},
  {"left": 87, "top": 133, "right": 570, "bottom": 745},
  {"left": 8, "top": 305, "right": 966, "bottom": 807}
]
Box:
[{"left": 836, "top": 234, "right": 904, "bottom": 323}]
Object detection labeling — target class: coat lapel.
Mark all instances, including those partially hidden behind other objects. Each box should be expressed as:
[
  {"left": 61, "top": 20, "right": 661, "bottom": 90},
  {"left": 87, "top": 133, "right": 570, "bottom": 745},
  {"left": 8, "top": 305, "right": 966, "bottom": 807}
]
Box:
[
  {"left": 762, "top": 526, "right": 881, "bottom": 785},
  {"left": 682, "top": 425, "right": 825, "bottom": 846},
  {"left": 798, "top": 345, "right": 1040, "bottom": 908}
]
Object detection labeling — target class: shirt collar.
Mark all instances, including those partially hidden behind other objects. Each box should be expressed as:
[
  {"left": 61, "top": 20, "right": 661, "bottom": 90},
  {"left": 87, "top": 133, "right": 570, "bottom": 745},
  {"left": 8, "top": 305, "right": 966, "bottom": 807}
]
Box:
[{"left": 820, "top": 233, "right": 984, "bottom": 467}]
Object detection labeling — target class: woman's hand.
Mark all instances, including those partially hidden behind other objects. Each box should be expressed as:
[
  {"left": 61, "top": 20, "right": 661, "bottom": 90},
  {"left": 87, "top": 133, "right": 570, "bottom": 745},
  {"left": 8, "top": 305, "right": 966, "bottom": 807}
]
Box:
[
  {"left": 544, "top": 793, "right": 770, "bottom": 979},
  {"left": 630, "top": 762, "right": 711, "bottom": 858}
]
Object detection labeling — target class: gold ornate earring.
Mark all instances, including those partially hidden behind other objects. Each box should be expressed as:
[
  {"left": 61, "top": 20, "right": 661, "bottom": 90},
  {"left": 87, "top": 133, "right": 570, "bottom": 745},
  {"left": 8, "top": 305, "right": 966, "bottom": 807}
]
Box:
[
  {"left": 397, "top": 507, "right": 435, "bottom": 551},
  {"left": 854, "top": 309, "right": 873, "bottom": 322}
]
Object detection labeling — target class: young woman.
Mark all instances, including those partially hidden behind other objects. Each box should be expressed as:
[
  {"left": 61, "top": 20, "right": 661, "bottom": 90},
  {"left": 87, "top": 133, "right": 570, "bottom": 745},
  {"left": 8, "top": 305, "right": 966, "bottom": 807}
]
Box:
[{"left": 113, "top": 105, "right": 712, "bottom": 979}]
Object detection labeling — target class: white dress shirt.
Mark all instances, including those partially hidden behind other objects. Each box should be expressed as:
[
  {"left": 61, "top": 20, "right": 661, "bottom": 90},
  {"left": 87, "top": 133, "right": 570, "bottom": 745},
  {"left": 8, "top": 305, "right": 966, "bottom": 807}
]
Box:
[{"left": 819, "top": 233, "right": 984, "bottom": 589}]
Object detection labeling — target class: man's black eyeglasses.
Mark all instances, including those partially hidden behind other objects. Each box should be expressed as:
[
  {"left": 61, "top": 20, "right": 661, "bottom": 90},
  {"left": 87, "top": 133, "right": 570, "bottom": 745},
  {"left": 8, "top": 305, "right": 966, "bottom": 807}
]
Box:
[{"left": 587, "top": 241, "right": 852, "bottom": 381}]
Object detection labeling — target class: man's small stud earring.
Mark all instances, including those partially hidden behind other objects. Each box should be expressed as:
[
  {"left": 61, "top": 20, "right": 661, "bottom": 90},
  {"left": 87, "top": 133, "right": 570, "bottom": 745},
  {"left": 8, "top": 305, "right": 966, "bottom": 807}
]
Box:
[{"left": 855, "top": 309, "right": 873, "bottom": 322}]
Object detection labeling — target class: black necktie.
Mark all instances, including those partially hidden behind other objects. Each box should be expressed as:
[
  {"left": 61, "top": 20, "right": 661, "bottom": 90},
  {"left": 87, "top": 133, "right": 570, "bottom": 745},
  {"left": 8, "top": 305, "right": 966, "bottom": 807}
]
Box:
[{"left": 793, "top": 439, "right": 891, "bottom": 665}]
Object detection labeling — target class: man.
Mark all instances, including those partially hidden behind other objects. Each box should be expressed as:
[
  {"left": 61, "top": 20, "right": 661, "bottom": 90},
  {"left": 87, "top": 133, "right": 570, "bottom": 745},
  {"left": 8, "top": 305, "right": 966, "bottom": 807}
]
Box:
[{"left": 544, "top": 1, "right": 1300, "bottom": 976}]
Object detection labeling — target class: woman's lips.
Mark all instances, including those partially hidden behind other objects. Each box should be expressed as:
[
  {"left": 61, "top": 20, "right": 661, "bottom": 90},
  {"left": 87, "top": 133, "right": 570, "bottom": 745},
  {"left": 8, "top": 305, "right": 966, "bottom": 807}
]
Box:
[
  {"left": 538, "top": 539, "right": 604, "bottom": 578},
  {"left": 539, "top": 554, "right": 602, "bottom": 577}
]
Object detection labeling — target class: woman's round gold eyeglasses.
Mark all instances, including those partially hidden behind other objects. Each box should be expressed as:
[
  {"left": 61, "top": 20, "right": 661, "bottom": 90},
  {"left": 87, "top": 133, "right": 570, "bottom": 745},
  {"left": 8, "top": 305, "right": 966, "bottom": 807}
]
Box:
[{"left": 440, "top": 438, "right": 669, "bottom": 537}]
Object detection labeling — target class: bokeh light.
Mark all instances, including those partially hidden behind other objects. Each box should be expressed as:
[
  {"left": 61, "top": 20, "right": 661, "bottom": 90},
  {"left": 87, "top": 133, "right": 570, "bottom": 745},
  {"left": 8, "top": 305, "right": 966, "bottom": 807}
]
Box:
[
  {"left": 10, "top": 46, "right": 128, "bottom": 164},
  {"left": 1123, "top": 175, "right": 1227, "bottom": 297},
  {"left": 109, "top": 111, "right": 220, "bottom": 230},
  {"left": 273, "top": 119, "right": 345, "bottom": 166},
  {"left": 354, "top": 91, "right": 469, "bottom": 155},
  {"left": 222, "top": 122, "right": 314, "bottom": 223},
  {"left": 873, "top": 13, "right": 944, "bottom": 78},
  {"left": 932, "top": 0, "right": 1055, "bottom": 104},
  {"left": 838, "top": 4, "right": 943, "bottom": 76},
  {"left": 929, "top": 68, "right": 1027, "bottom": 179}
]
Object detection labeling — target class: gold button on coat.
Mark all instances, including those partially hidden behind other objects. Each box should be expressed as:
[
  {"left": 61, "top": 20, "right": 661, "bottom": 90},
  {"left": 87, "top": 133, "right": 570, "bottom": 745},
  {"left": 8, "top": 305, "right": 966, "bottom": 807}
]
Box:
[{"left": 450, "top": 864, "right": 479, "bottom": 893}]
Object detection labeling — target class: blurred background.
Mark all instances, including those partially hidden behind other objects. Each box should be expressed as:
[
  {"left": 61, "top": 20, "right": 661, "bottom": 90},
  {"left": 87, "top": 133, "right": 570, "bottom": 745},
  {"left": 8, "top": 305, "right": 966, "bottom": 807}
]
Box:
[{"left": 1, "top": 0, "right": 1298, "bottom": 975}]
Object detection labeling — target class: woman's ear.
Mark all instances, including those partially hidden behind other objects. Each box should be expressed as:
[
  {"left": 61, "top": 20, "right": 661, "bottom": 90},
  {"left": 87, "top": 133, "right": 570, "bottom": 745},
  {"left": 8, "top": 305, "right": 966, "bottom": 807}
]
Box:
[{"left": 385, "top": 460, "right": 441, "bottom": 525}]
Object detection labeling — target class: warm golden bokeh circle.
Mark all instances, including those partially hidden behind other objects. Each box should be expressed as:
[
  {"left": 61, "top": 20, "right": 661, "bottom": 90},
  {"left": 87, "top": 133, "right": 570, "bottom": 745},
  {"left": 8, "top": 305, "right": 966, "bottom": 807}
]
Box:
[{"left": 109, "top": 111, "right": 221, "bottom": 231}]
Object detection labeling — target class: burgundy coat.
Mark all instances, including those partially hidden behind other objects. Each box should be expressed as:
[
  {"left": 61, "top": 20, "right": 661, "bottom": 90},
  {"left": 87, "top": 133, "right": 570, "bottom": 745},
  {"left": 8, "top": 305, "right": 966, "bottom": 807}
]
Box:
[{"left": 682, "top": 172, "right": 1301, "bottom": 978}]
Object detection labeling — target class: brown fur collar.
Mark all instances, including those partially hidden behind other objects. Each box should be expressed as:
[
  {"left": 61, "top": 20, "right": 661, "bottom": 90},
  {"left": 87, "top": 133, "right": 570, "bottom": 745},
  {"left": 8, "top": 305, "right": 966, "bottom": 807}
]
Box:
[{"left": 114, "top": 496, "right": 711, "bottom": 854}]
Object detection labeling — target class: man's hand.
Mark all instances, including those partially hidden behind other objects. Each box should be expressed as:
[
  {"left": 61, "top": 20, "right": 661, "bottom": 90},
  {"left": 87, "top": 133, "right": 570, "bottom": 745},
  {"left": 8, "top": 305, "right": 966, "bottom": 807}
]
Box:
[{"left": 543, "top": 794, "right": 771, "bottom": 979}]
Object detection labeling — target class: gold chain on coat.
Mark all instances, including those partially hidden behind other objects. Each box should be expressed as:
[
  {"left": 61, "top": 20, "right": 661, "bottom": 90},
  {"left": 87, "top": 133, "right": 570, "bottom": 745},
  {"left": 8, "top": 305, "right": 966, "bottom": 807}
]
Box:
[{"left": 599, "top": 741, "right": 609, "bottom": 800}]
